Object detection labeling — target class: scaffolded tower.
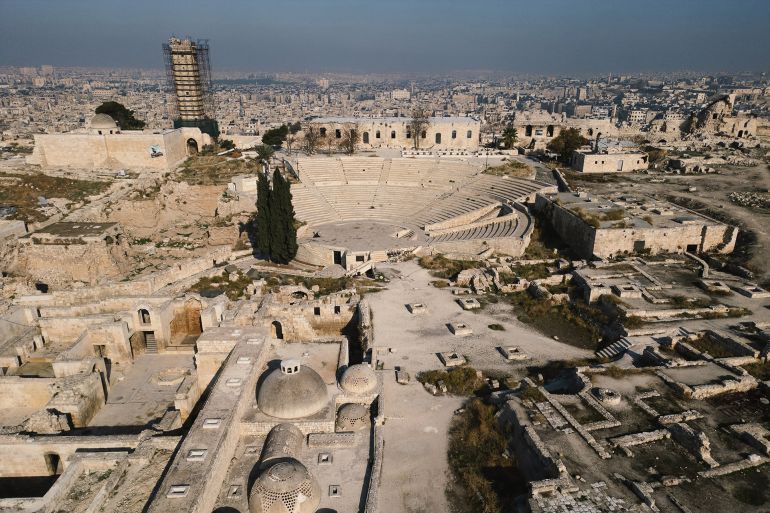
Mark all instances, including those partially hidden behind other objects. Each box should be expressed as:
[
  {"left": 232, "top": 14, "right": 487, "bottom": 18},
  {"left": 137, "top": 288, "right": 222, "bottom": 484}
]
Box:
[{"left": 163, "top": 37, "right": 219, "bottom": 138}]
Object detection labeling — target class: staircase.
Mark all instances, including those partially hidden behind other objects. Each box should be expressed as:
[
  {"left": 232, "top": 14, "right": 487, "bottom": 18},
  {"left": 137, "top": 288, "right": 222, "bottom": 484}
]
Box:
[
  {"left": 145, "top": 332, "right": 158, "bottom": 354},
  {"left": 596, "top": 338, "right": 633, "bottom": 360}
]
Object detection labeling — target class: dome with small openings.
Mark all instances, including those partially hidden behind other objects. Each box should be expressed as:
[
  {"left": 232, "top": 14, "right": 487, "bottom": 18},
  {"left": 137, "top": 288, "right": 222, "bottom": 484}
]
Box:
[
  {"left": 336, "top": 402, "right": 370, "bottom": 432},
  {"left": 339, "top": 363, "right": 377, "bottom": 395},
  {"left": 248, "top": 459, "right": 320, "bottom": 513}
]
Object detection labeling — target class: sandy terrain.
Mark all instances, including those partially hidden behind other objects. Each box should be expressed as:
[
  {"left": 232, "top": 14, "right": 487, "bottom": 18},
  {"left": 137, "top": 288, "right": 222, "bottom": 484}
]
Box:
[{"left": 369, "top": 260, "right": 592, "bottom": 513}]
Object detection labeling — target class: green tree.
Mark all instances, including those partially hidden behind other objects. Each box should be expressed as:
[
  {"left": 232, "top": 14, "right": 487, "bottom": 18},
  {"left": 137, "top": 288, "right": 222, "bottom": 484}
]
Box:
[
  {"left": 219, "top": 139, "right": 235, "bottom": 151},
  {"left": 95, "top": 101, "right": 146, "bottom": 130},
  {"left": 255, "top": 171, "right": 271, "bottom": 257},
  {"left": 256, "top": 144, "right": 275, "bottom": 163},
  {"left": 502, "top": 124, "right": 517, "bottom": 149},
  {"left": 262, "top": 125, "right": 289, "bottom": 146},
  {"left": 265, "top": 170, "right": 298, "bottom": 264},
  {"left": 547, "top": 127, "right": 589, "bottom": 164},
  {"left": 268, "top": 170, "right": 286, "bottom": 262}
]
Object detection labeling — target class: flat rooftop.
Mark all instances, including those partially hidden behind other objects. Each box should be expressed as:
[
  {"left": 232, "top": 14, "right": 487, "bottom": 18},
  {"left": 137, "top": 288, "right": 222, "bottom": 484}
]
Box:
[{"left": 546, "top": 192, "right": 722, "bottom": 229}]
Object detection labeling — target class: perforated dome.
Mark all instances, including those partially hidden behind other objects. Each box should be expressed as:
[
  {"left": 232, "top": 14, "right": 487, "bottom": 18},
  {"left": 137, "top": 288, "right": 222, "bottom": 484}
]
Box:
[
  {"left": 339, "top": 363, "right": 377, "bottom": 395},
  {"left": 257, "top": 362, "right": 328, "bottom": 419},
  {"left": 248, "top": 459, "right": 320, "bottom": 513},
  {"left": 336, "top": 403, "right": 370, "bottom": 432},
  {"left": 90, "top": 113, "right": 117, "bottom": 129}
]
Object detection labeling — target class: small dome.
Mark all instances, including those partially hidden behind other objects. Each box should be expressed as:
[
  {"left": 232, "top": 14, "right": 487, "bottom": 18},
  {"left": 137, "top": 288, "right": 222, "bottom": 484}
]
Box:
[
  {"left": 257, "top": 361, "right": 327, "bottom": 419},
  {"left": 249, "top": 459, "right": 320, "bottom": 513},
  {"left": 340, "top": 364, "right": 377, "bottom": 395},
  {"left": 336, "top": 403, "right": 370, "bottom": 432},
  {"left": 90, "top": 113, "right": 117, "bottom": 129}
]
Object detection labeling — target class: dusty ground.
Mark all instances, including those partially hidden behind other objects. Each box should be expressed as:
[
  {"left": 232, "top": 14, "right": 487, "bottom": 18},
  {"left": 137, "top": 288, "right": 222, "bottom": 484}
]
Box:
[
  {"left": 368, "top": 260, "right": 592, "bottom": 513},
  {"left": 87, "top": 353, "right": 194, "bottom": 430},
  {"left": 568, "top": 162, "right": 770, "bottom": 285}
]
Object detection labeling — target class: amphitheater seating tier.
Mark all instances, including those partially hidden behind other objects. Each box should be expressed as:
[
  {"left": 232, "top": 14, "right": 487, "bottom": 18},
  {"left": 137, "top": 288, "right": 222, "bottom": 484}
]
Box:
[{"left": 292, "top": 157, "right": 548, "bottom": 244}]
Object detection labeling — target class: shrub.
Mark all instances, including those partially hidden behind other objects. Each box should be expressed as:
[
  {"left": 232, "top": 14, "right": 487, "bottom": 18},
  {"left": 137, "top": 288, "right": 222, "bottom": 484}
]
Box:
[{"left": 417, "top": 367, "right": 481, "bottom": 396}]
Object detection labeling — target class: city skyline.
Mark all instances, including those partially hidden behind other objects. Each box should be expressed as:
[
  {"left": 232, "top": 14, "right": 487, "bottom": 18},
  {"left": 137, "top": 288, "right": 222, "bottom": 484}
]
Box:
[{"left": 1, "top": 0, "right": 769, "bottom": 74}]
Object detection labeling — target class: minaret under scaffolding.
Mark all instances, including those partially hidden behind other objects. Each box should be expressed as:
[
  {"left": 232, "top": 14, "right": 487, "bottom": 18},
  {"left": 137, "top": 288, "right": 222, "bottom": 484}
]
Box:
[{"left": 163, "top": 36, "right": 219, "bottom": 138}]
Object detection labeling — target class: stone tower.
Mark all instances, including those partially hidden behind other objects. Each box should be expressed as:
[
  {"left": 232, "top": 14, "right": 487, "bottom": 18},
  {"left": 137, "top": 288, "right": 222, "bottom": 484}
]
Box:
[{"left": 163, "top": 37, "right": 219, "bottom": 137}]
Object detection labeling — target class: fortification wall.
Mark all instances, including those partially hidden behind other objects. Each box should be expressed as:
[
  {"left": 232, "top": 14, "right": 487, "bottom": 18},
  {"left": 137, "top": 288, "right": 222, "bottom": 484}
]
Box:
[{"left": 28, "top": 128, "right": 205, "bottom": 171}]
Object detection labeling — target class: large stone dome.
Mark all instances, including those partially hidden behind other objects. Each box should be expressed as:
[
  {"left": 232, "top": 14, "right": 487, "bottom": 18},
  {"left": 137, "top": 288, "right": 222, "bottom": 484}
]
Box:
[
  {"left": 257, "top": 360, "right": 328, "bottom": 419},
  {"left": 248, "top": 459, "right": 320, "bottom": 513},
  {"left": 339, "top": 363, "right": 377, "bottom": 395},
  {"left": 90, "top": 113, "right": 118, "bottom": 129}
]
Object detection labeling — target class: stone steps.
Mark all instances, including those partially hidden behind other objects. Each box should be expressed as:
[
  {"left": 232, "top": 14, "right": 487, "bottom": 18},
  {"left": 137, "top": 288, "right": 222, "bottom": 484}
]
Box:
[{"left": 596, "top": 338, "right": 633, "bottom": 360}]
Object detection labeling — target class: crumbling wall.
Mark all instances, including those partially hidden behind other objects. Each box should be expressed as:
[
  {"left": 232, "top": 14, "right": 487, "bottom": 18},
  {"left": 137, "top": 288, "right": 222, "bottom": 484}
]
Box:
[{"left": 15, "top": 238, "right": 131, "bottom": 286}]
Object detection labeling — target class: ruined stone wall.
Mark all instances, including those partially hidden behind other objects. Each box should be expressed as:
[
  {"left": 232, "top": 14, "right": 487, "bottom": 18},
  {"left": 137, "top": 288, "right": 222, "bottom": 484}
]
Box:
[
  {"left": 108, "top": 182, "right": 222, "bottom": 238},
  {"left": 534, "top": 194, "right": 595, "bottom": 258},
  {"left": 15, "top": 239, "right": 130, "bottom": 286},
  {"left": 0, "top": 377, "right": 54, "bottom": 409},
  {"left": 534, "top": 194, "right": 736, "bottom": 258},
  {"left": 592, "top": 223, "right": 735, "bottom": 258},
  {"left": 0, "top": 433, "right": 140, "bottom": 477},
  {"left": 572, "top": 152, "right": 649, "bottom": 173},
  {"left": 47, "top": 372, "right": 105, "bottom": 427}
]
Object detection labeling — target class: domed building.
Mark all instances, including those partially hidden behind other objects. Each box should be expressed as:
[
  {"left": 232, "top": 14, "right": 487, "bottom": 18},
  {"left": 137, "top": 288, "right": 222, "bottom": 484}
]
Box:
[
  {"left": 257, "top": 360, "right": 328, "bottom": 419},
  {"left": 89, "top": 113, "right": 119, "bottom": 135},
  {"left": 336, "top": 403, "right": 370, "bottom": 432},
  {"left": 339, "top": 363, "right": 377, "bottom": 395},
  {"left": 248, "top": 459, "right": 320, "bottom": 513}
]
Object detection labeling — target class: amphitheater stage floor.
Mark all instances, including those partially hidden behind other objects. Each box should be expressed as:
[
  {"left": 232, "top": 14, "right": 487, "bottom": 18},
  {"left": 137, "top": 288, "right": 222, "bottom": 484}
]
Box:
[{"left": 304, "top": 220, "right": 426, "bottom": 251}]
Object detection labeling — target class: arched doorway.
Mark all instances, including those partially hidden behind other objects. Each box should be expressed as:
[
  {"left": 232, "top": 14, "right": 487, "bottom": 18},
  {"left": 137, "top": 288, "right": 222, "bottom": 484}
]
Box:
[
  {"left": 187, "top": 138, "right": 199, "bottom": 155},
  {"left": 271, "top": 321, "right": 284, "bottom": 340},
  {"left": 44, "top": 453, "right": 63, "bottom": 475},
  {"left": 435, "top": 132, "right": 442, "bottom": 144},
  {"left": 362, "top": 132, "right": 369, "bottom": 144},
  {"left": 138, "top": 308, "right": 151, "bottom": 325},
  {"left": 170, "top": 298, "right": 203, "bottom": 346}
]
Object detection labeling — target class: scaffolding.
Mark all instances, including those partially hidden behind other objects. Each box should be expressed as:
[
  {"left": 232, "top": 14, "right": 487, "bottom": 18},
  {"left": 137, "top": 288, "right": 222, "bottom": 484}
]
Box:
[{"left": 163, "top": 37, "right": 218, "bottom": 137}]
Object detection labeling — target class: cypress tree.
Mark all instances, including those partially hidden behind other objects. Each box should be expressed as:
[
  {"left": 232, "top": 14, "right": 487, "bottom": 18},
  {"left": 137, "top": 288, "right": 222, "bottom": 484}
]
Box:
[
  {"left": 283, "top": 176, "right": 299, "bottom": 261},
  {"left": 269, "top": 169, "right": 288, "bottom": 263},
  {"left": 255, "top": 171, "right": 271, "bottom": 258}
]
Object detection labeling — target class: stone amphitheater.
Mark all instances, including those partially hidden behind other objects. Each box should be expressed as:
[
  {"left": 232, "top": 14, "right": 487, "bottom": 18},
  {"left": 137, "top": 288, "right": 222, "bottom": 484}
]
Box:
[{"left": 290, "top": 156, "right": 556, "bottom": 271}]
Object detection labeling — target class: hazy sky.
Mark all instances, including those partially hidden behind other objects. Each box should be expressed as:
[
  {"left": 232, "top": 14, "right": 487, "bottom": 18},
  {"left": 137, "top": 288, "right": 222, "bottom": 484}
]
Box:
[{"left": 1, "top": 0, "right": 769, "bottom": 74}]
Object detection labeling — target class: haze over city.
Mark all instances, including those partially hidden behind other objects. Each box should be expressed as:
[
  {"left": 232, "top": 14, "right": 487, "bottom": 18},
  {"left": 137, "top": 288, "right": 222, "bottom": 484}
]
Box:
[
  {"left": 1, "top": 2, "right": 770, "bottom": 513},
  {"left": 2, "top": 0, "right": 770, "bottom": 73}
]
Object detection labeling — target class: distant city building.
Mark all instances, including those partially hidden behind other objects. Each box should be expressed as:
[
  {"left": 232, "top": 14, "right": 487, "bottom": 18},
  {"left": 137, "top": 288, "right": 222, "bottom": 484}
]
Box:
[
  {"left": 309, "top": 116, "right": 480, "bottom": 151},
  {"left": 391, "top": 89, "right": 411, "bottom": 101},
  {"left": 163, "top": 37, "right": 219, "bottom": 137}
]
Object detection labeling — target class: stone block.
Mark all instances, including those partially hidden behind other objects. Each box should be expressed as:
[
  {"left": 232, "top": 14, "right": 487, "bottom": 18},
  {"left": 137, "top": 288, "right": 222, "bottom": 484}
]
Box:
[{"left": 438, "top": 351, "right": 466, "bottom": 367}]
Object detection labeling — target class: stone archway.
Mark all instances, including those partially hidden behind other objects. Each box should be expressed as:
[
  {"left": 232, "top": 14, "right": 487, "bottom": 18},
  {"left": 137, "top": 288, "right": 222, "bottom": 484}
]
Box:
[
  {"left": 187, "top": 138, "right": 199, "bottom": 155},
  {"left": 271, "top": 321, "right": 284, "bottom": 340},
  {"left": 170, "top": 298, "right": 203, "bottom": 346}
]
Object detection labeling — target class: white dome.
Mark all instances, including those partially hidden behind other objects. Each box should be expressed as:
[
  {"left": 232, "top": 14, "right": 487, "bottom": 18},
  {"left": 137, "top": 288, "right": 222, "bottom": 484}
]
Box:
[
  {"left": 257, "top": 362, "right": 328, "bottom": 419},
  {"left": 90, "top": 113, "right": 117, "bottom": 129},
  {"left": 249, "top": 459, "right": 320, "bottom": 513},
  {"left": 340, "top": 364, "right": 377, "bottom": 395}
]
